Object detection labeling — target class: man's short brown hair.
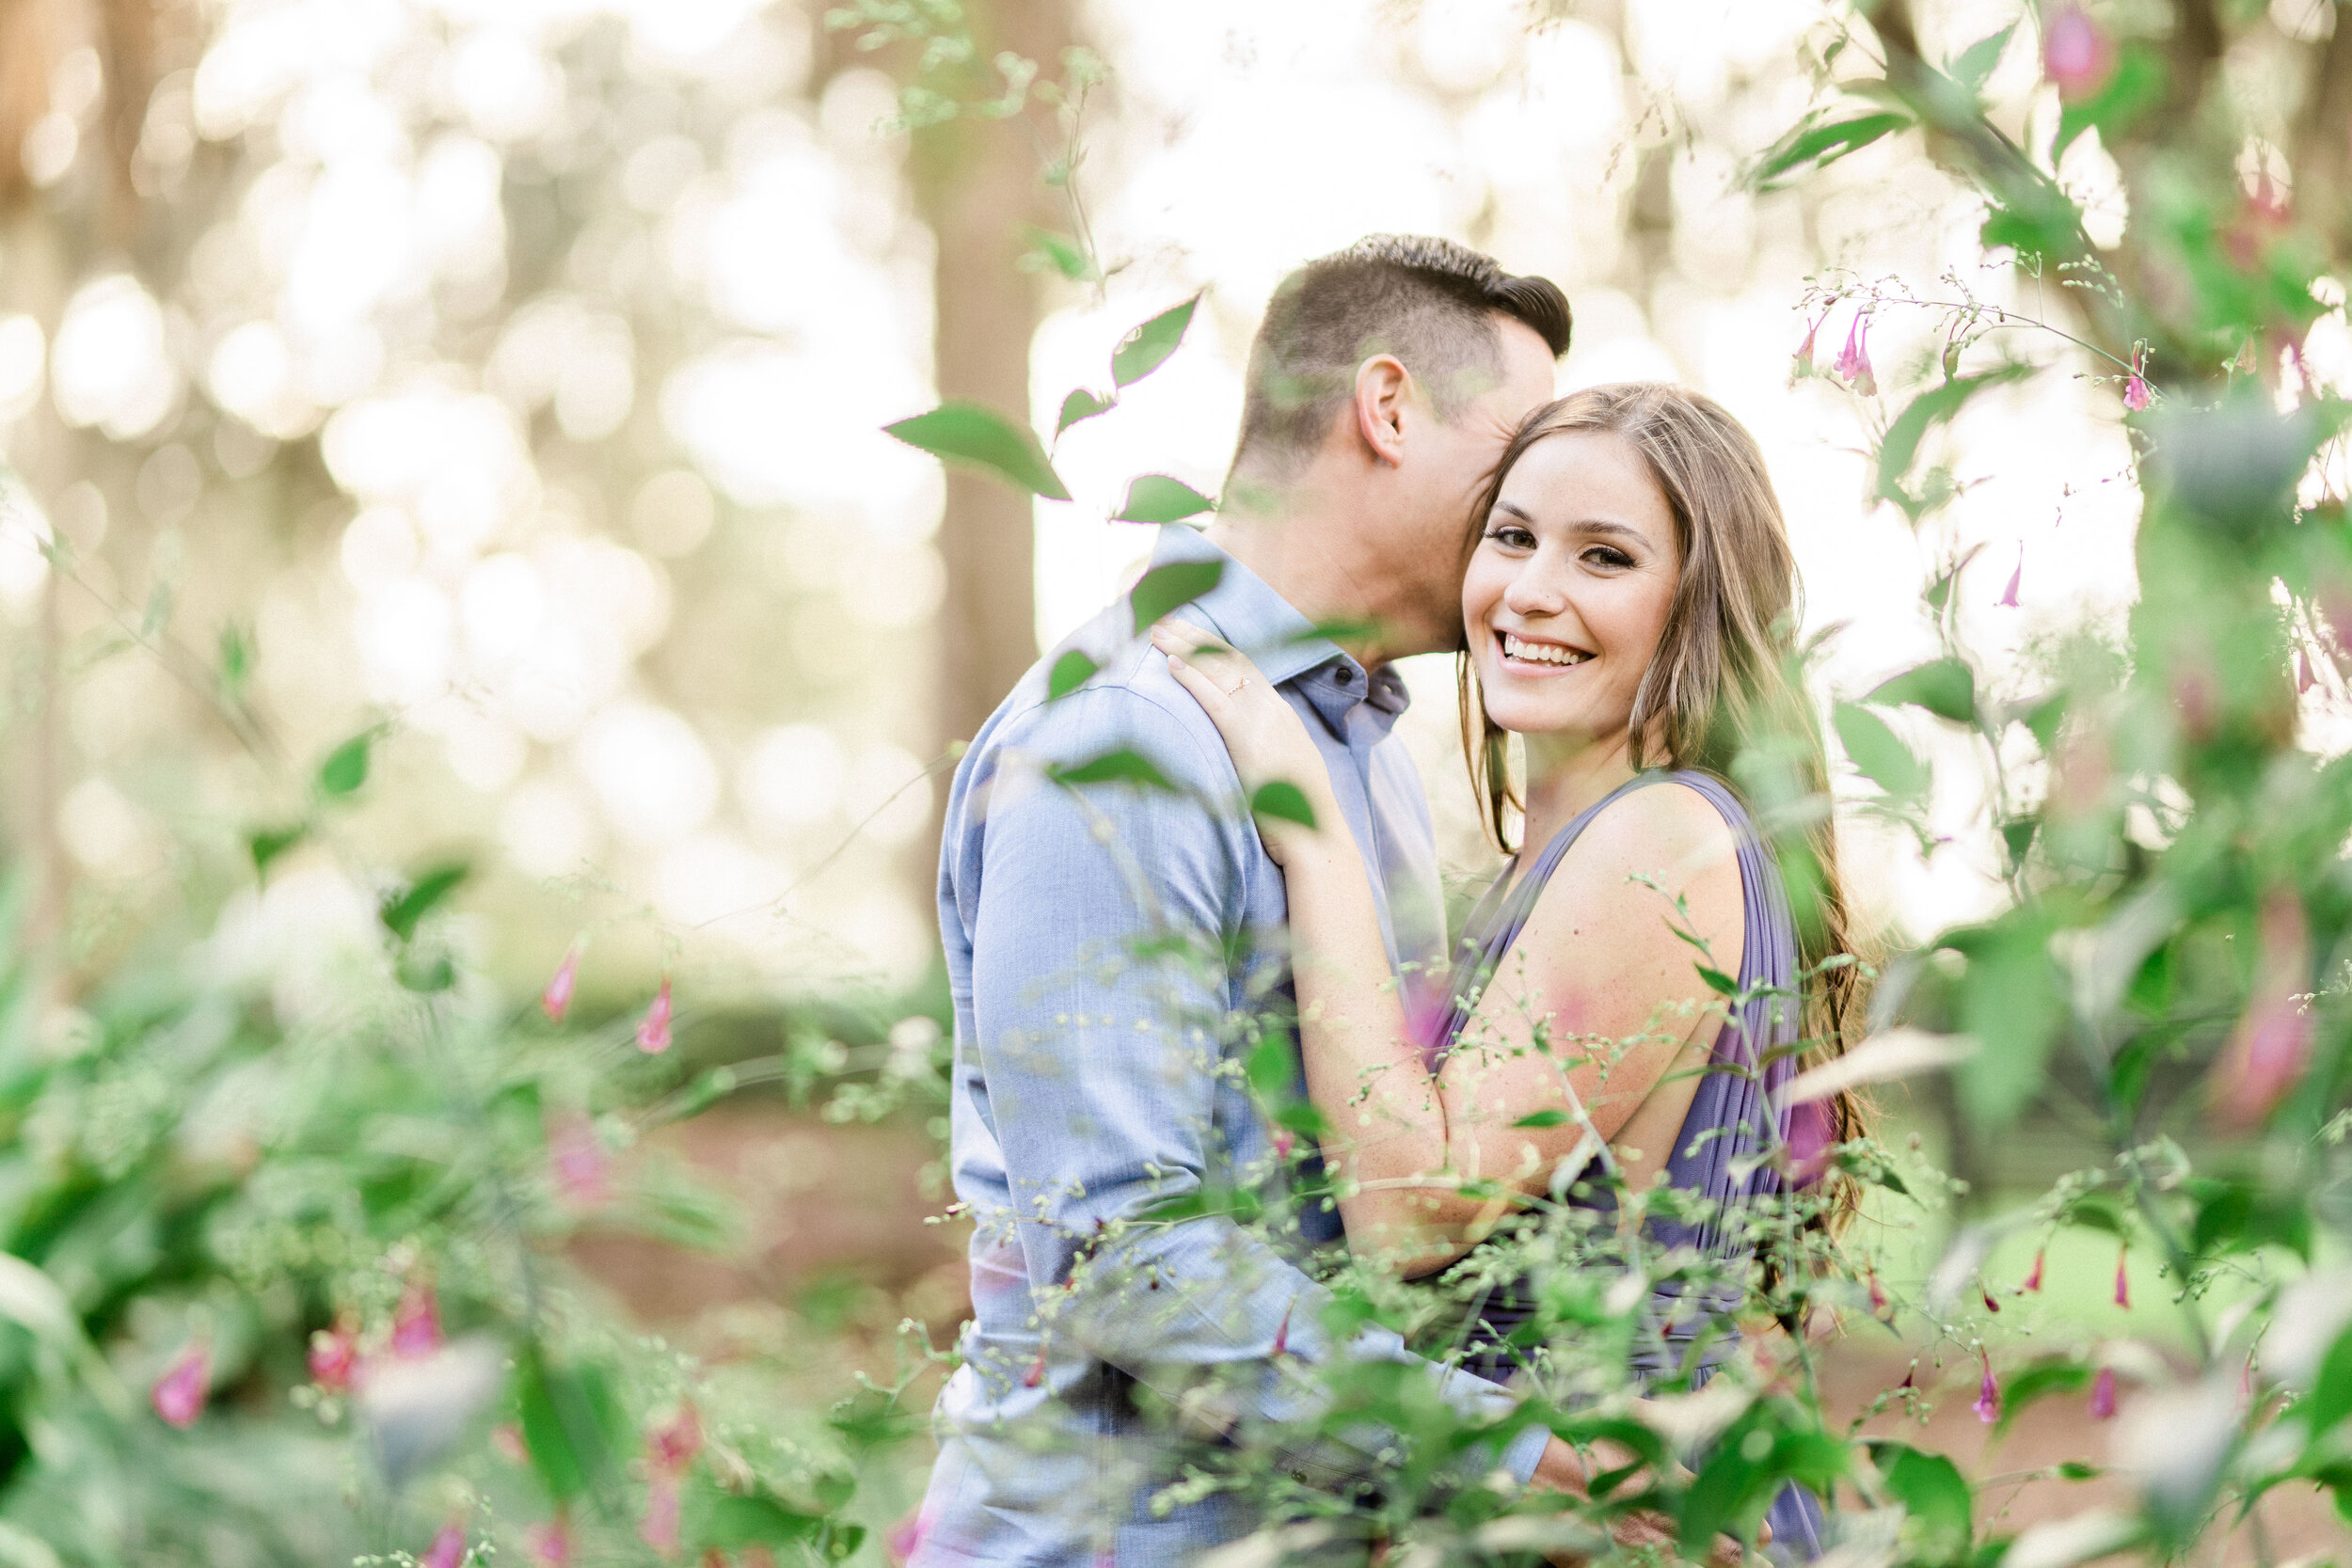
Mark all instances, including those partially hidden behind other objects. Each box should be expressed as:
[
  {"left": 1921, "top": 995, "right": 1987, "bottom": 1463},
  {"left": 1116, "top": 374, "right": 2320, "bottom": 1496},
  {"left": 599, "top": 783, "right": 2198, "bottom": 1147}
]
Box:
[{"left": 1230, "top": 235, "right": 1571, "bottom": 476}]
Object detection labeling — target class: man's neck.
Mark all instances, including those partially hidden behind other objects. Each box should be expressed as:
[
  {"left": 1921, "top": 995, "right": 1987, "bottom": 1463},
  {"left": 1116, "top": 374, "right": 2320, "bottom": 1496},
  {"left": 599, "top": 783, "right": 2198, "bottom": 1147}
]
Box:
[{"left": 1203, "top": 489, "right": 1396, "bottom": 671}]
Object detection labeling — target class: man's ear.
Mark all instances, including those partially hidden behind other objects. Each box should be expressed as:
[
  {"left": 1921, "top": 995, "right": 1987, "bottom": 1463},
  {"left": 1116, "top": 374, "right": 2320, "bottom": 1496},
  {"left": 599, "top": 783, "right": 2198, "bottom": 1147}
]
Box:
[{"left": 1351, "top": 355, "right": 1411, "bottom": 469}]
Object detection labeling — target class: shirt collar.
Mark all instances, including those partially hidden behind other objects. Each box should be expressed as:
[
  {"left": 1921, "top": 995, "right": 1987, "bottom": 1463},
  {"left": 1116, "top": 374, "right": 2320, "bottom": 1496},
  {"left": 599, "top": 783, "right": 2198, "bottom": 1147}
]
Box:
[{"left": 1144, "top": 526, "right": 1409, "bottom": 721}]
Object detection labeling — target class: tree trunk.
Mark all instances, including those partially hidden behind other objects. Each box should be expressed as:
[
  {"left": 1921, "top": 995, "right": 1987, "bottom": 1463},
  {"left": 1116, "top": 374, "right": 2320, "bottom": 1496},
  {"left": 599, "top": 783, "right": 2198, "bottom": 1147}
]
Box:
[
  {"left": 908, "top": 0, "right": 1076, "bottom": 756},
  {"left": 888, "top": 0, "right": 1075, "bottom": 944}
]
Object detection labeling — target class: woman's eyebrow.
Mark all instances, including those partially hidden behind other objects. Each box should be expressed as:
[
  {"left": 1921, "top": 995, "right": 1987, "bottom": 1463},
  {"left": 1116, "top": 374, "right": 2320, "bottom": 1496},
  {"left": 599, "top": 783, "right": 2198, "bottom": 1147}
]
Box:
[{"left": 1493, "top": 499, "right": 1654, "bottom": 546}]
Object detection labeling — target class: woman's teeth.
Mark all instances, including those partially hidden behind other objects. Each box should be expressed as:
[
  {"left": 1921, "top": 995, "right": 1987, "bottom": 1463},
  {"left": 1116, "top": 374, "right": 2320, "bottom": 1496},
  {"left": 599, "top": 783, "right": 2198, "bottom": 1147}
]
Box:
[{"left": 1502, "top": 632, "right": 1590, "bottom": 667}]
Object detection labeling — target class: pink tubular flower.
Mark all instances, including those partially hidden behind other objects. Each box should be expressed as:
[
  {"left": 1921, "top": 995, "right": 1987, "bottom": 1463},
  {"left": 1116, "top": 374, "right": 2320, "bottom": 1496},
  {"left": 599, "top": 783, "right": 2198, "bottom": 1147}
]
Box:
[
  {"left": 423, "top": 1522, "right": 469, "bottom": 1568},
  {"left": 392, "top": 1283, "right": 442, "bottom": 1358},
  {"left": 886, "top": 1510, "right": 932, "bottom": 1565},
  {"left": 2123, "top": 348, "right": 2152, "bottom": 412},
  {"left": 550, "top": 1116, "right": 610, "bottom": 1209},
  {"left": 1973, "top": 1348, "right": 2002, "bottom": 1424},
  {"left": 647, "top": 1402, "right": 704, "bottom": 1474},
  {"left": 1998, "top": 544, "right": 2024, "bottom": 608},
  {"left": 2090, "top": 1365, "right": 2118, "bottom": 1419},
  {"left": 152, "top": 1342, "right": 210, "bottom": 1428},
  {"left": 1022, "top": 1339, "right": 1049, "bottom": 1389},
  {"left": 2214, "top": 889, "right": 2314, "bottom": 1128},
  {"left": 2024, "top": 1247, "right": 2045, "bottom": 1292},
  {"left": 2114, "top": 1247, "right": 2131, "bottom": 1308},
  {"left": 528, "top": 1519, "right": 572, "bottom": 1568},
  {"left": 2044, "top": 6, "right": 2113, "bottom": 96},
  {"left": 1980, "top": 1280, "right": 2002, "bottom": 1315},
  {"left": 1867, "top": 1273, "right": 1888, "bottom": 1315},
  {"left": 492, "top": 1422, "right": 531, "bottom": 1465},
  {"left": 1835, "top": 312, "right": 1876, "bottom": 396},
  {"left": 637, "top": 977, "right": 675, "bottom": 1054},
  {"left": 1785, "top": 1100, "right": 1836, "bottom": 1187},
  {"left": 541, "top": 941, "right": 583, "bottom": 1024},
  {"left": 1271, "top": 1303, "right": 1294, "bottom": 1358},
  {"left": 640, "top": 1474, "right": 683, "bottom": 1556},
  {"left": 1793, "top": 311, "right": 1826, "bottom": 379},
  {"left": 2297, "top": 651, "right": 2316, "bottom": 694},
  {"left": 1898, "top": 1361, "right": 1917, "bottom": 1391},
  {"left": 308, "top": 1314, "right": 360, "bottom": 1391},
  {"left": 1271, "top": 1129, "right": 1295, "bottom": 1163}
]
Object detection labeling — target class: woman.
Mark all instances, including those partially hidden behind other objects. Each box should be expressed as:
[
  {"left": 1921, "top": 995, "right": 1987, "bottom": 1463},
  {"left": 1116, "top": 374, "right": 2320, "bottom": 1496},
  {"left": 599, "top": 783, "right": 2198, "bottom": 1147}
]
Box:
[{"left": 1151, "top": 383, "right": 1864, "bottom": 1558}]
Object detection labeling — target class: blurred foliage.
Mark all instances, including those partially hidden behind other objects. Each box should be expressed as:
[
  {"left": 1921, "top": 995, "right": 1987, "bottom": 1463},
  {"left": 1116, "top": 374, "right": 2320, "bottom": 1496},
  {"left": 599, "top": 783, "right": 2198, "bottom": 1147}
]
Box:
[{"left": 0, "top": 853, "right": 949, "bottom": 1565}]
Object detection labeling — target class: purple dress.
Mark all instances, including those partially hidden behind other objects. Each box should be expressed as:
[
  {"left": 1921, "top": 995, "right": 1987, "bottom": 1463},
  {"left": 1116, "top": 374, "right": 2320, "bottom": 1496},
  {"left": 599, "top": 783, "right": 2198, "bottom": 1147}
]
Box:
[{"left": 1426, "top": 769, "right": 1825, "bottom": 1559}]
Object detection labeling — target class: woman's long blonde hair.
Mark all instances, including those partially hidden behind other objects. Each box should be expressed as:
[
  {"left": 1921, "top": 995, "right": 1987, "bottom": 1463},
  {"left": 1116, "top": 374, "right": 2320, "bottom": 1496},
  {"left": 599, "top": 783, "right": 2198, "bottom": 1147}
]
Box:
[{"left": 1454, "top": 383, "right": 1869, "bottom": 1195}]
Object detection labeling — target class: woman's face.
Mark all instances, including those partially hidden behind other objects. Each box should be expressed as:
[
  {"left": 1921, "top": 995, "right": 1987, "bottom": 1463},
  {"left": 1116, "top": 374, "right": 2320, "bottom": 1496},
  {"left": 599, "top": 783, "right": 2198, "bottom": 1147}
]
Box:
[{"left": 1461, "top": 429, "right": 1682, "bottom": 745}]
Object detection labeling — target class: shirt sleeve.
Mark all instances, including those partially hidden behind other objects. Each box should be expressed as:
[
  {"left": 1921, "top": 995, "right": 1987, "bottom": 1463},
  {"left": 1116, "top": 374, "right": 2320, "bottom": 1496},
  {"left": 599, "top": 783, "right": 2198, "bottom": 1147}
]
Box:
[{"left": 959, "top": 685, "right": 1544, "bottom": 1494}]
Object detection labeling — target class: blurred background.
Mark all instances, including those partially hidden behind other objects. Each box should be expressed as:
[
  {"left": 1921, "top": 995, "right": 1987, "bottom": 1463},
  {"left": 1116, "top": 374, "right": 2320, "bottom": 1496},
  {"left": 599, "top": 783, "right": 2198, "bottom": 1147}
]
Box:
[
  {"left": 3, "top": 0, "right": 2214, "bottom": 1012},
  {"left": 1, "top": 0, "right": 2347, "bottom": 1559}
]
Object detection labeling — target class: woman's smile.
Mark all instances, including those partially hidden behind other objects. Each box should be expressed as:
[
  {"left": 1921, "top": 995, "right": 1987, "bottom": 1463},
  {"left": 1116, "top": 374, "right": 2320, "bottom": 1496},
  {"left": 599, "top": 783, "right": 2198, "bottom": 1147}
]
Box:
[{"left": 1496, "top": 628, "right": 1594, "bottom": 672}]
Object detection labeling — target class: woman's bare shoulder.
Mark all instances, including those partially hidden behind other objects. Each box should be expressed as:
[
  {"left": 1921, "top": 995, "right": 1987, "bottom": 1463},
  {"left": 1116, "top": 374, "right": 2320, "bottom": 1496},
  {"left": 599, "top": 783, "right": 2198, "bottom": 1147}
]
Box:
[{"left": 1520, "top": 777, "right": 1744, "bottom": 951}]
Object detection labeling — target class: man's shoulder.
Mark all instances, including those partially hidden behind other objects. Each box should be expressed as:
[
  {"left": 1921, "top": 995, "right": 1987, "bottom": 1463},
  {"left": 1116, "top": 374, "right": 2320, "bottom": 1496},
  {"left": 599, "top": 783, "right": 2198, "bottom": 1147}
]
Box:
[{"left": 967, "top": 606, "right": 1235, "bottom": 789}]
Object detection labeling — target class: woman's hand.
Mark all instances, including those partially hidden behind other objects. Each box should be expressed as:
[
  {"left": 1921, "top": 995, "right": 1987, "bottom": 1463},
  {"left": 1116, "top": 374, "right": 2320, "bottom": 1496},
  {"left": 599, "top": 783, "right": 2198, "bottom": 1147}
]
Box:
[
  {"left": 1528, "top": 1436, "right": 1762, "bottom": 1568},
  {"left": 1150, "top": 619, "right": 1339, "bottom": 865}
]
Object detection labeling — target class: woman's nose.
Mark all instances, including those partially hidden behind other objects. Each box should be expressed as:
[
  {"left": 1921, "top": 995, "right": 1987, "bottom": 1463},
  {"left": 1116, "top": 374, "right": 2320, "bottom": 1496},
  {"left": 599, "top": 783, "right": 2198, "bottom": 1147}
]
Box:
[{"left": 1502, "top": 555, "right": 1568, "bottom": 616}]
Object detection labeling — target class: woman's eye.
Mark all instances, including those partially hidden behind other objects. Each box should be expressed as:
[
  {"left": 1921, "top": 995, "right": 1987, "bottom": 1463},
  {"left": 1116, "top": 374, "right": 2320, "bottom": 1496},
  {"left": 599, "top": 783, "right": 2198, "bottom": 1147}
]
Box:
[
  {"left": 1584, "top": 546, "right": 1633, "bottom": 569},
  {"left": 1486, "top": 525, "right": 1536, "bottom": 549}
]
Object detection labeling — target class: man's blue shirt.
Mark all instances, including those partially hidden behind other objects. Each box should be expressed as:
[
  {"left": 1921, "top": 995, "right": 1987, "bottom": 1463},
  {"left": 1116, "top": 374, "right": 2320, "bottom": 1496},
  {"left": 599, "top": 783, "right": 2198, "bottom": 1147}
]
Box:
[{"left": 911, "top": 527, "right": 1548, "bottom": 1568}]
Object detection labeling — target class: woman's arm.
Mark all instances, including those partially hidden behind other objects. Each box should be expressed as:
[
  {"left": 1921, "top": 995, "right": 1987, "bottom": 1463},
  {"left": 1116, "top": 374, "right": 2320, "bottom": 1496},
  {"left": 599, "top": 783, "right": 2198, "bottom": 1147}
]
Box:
[{"left": 1152, "top": 625, "right": 1744, "bottom": 1275}]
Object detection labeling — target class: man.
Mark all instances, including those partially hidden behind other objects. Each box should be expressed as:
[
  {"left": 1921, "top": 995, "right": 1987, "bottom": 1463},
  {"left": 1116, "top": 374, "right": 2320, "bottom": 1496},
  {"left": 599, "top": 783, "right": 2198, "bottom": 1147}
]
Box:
[{"left": 911, "top": 235, "right": 1575, "bottom": 1568}]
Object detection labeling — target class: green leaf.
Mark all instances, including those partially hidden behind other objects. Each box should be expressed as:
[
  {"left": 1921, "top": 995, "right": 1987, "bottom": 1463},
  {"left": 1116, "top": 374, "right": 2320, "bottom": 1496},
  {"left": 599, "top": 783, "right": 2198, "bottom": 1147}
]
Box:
[
  {"left": 1024, "top": 227, "right": 1095, "bottom": 282},
  {"left": 1056, "top": 388, "right": 1114, "bottom": 436},
  {"left": 217, "top": 622, "right": 252, "bottom": 700},
  {"left": 1993, "top": 1360, "right": 2092, "bottom": 1436},
  {"left": 1677, "top": 1428, "right": 1767, "bottom": 1549},
  {"left": 1130, "top": 559, "right": 1224, "bottom": 632},
  {"left": 2022, "top": 690, "right": 2069, "bottom": 752},
  {"left": 1867, "top": 657, "right": 1978, "bottom": 724},
  {"left": 2055, "top": 46, "right": 2167, "bottom": 158},
  {"left": 1284, "top": 617, "right": 1382, "bottom": 646},
  {"left": 515, "top": 1345, "right": 627, "bottom": 1502},
  {"left": 1947, "top": 914, "right": 2065, "bottom": 1128},
  {"left": 1513, "top": 1109, "right": 1571, "bottom": 1128},
  {"left": 1878, "top": 367, "right": 2032, "bottom": 519},
  {"left": 1695, "top": 965, "right": 1740, "bottom": 997},
  {"left": 1248, "top": 781, "right": 1317, "bottom": 830},
  {"left": 318, "top": 732, "right": 373, "bottom": 798},
  {"left": 687, "top": 1484, "right": 826, "bottom": 1550},
  {"left": 1950, "top": 23, "right": 2015, "bottom": 92},
  {"left": 885, "top": 402, "right": 1072, "bottom": 500},
  {"left": 1275, "top": 1101, "right": 1329, "bottom": 1138},
  {"left": 1752, "top": 110, "right": 1912, "bottom": 190},
  {"left": 1113, "top": 475, "right": 1216, "bottom": 524},
  {"left": 249, "top": 823, "right": 307, "bottom": 876},
  {"left": 379, "top": 860, "right": 470, "bottom": 942},
  {"left": 1047, "top": 649, "right": 1099, "bottom": 701},
  {"left": 1110, "top": 295, "right": 1200, "bottom": 388},
  {"left": 395, "top": 949, "right": 457, "bottom": 993},
  {"left": 1246, "top": 1034, "right": 1295, "bottom": 1102},
  {"left": 2301, "top": 1323, "right": 2352, "bottom": 1440},
  {"left": 1048, "top": 748, "right": 1177, "bottom": 791},
  {"left": 1832, "top": 701, "right": 1929, "bottom": 799},
  {"left": 1869, "top": 1442, "right": 1972, "bottom": 1550}
]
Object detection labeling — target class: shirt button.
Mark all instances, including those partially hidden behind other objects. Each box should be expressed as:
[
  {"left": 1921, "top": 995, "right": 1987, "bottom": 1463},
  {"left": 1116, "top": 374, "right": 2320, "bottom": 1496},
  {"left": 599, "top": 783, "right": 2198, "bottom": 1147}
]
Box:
[{"left": 1335, "top": 668, "right": 1355, "bottom": 684}]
